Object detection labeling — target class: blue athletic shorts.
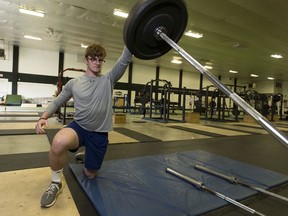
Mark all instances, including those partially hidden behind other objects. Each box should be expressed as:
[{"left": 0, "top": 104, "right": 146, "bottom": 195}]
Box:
[{"left": 66, "top": 121, "right": 108, "bottom": 171}]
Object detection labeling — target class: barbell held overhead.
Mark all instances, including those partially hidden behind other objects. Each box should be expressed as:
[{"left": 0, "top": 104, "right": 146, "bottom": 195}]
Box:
[
  {"left": 123, "top": 0, "right": 188, "bottom": 60},
  {"left": 123, "top": 0, "right": 288, "bottom": 148}
]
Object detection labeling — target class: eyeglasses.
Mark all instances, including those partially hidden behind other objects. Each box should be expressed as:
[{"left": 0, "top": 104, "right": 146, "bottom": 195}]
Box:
[{"left": 87, "top": 56, "right": 105, "bottom": 63}]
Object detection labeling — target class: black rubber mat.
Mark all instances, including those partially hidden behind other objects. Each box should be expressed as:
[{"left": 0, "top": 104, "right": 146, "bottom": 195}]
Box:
[
  {"left": 233, "top": 124, "right": 288, "bottom": 135},
  {"left": 275, "top": 123, "right": 288, "bottom": 128},
  {"left": 168, "top": 125, "right": 227, "bottom": 137},
  {"left": 114, "top": 127, "right": 161, "bottom": 142},
  {"left": 132, "top": 121, "right": 147, "bottom": 123},
  {"left": 205, "top": 124, "right": 263, "bottom": 135},
  {"left": 233, "top": 124, "right": 265, "bottom": 129},
  {"left": 0, "top": 129, "right": 36, "bottom": 136}
]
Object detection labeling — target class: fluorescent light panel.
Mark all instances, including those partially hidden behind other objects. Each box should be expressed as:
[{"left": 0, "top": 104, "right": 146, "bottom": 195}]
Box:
[
  {"left": 204, "top": 65, "right": 212, "bottom": 69},
  {"left": 24, "top": 35, "right": 42, "bottom": 40},
  {"left": 267, "top": 77, "right": 274, "bottom": 80},
  {"left": 229, "top": 70, "right": 238, "bottom": 73},
  {"left": 171, "top": 59, "right": 182, "bottom": 64},
  {"left": 250, "top": 74, "right": 259, "bottom": 77},
  {"left": 184, "top": 30, "right": 203, "bottom": 38},
  {"left": 171, "top": 56, "right": 182, "bottom": 64},
  {"left": 113, "top": 9, "right": 128, "bottom": 18},
  {"left": 19, "top": 7, "right": 45, "bottom": 17},
  {"left": 81, "top": 43, "right": 88, "bottom": 48},
  {"left": 270, "top": 54, "right": 283, "bottom": 59}
]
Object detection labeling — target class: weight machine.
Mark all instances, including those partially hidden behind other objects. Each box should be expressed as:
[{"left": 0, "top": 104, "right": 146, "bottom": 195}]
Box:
[
  {"left": 202, "top": 85, "right": 243, "bottom": 122},
  {"left": 142, "top": 79, "right": 186, "bottom": 123},
  {"left": 240, "top": 90, "right": 284, "bottom": 121}
]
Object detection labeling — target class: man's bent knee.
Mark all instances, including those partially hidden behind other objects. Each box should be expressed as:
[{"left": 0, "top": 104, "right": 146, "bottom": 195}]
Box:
[
  {"left": 51, "top": 128, "right": 79, "bottom": 153},
  {"left": 84, "top": 168, "right": 98, "bottom": 179}
]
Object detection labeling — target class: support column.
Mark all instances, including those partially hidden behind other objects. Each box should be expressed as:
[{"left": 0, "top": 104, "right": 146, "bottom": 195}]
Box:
[{"left": 12, "top": 45, "right": 19, "bottom": 94}]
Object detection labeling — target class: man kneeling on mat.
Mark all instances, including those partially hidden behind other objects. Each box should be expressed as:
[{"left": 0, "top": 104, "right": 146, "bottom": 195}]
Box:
[{"left": 35, "top": 43, "right": 133, "bottom": 208}]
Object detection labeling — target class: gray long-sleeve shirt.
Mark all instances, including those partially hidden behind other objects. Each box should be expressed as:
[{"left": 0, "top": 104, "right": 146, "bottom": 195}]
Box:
[{"left": 45, "top": 47, "right": 132, "bottom": 132}]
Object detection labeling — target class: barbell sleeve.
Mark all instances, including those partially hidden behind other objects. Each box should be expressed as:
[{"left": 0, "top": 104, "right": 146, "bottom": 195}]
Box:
[
  {"left": 166, "top": 168, "right": 266, "bottom": 216},
  {"left": 156, "top": 29, "right": 288, "bottom": 149},
  {"left": 166, "top": 167, "right": 204, "bottom": 189},
  {"left": 195, "top": 164, "right": 288, "bottom": 202}
]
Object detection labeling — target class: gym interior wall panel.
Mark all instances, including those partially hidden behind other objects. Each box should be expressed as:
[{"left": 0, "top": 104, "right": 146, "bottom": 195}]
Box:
[
  {"left": 159, "top": 68, "right": 179, "bottom": 88},
  {"left": 182, "top": 71, "right": 200, "bottom": 89},
  {"left": 0, "top": 45, "right": 13, "bottom": 72},
  {"left": 63, "top": 69, "right": 85, "bottom": 78},
  {"left": 0, "top": 79, "right": 11, "bottom": 98},
  {"left": 132, "top": 64, "right": 156, "bottom": 84},
  {"left": 64, "top": 53, "right": 86, "bottom": 78},
  {"left": 18, "top": 82, "right": 56, "bottom": 98},
  {"left": 254, "top": 80, "right": 274, "bottom": 93},
  {"left": 282, "top": 81, "right": 288, "bottom": 100},
  {"left": 19, "top": 47, "right": 58, "bottom": 76},
  {"left": 118, "top": 67, "right": 129, "bottom": 83},
  {"left": 99, "top": 59, "right": 129, "bottom": 83}
]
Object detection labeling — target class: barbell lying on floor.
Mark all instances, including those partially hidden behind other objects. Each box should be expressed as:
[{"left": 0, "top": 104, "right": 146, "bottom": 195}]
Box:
[
  {"left": 166, "top": 168, "right": 266, "bottom": 216},
  {"left": 195, "top": 164, "right": 288, "bottom": 203},
  {"left": 123, "top": 0, "right": 288, "bottom": 149}
]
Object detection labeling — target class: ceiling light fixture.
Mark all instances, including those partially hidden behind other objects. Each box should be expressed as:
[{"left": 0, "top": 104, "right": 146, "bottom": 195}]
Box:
[
  {"left": 270, "top": 54, "right": 283, "bottom": 59},
  {"left": 81, "top": 43, "right": 88, "bottom": 48},
  {"left": 113, "top": 9, "right": 128, "bottom": 18},
  {"left": 24, "top": 35, "right": 42, "bottom": 40},
  {"left": 204, "top": 65, "right": 212, "bottom": 69},
  {"left": 171, "top": 56, "right": 182, "bottom": 64},
  {"left": 184, "top": 30, "right": 203, "bottom": 38},
  {"left": 229, "top": 70, "right": 238, "bottom": 74},
  {"left": 19, "top": 7, "right": 45, "bottom": 17},
  {"left": 267, "top": 77, "right": 274, "bottom": 80},
  {"left": 171, "top": 59, "right": 182, "bottom": 64},
  {"left": 250, "top": 74, "right": 259, "bottom": 77}
]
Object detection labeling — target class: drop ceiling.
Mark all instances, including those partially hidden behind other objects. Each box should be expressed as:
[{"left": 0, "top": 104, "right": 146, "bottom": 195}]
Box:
[{"left": 1, "top": 0, "right": 288, "bottom": 82}]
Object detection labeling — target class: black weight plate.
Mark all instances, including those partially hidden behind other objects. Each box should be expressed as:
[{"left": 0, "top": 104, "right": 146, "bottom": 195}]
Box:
[{"left": 123, "top": 0, "right": 188, "bottom": 60}]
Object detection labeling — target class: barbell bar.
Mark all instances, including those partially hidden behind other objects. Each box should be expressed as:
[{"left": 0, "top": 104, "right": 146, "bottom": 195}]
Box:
[
  {"left": 123, "top": 0, "right": 288, "bottom": 149},
  {"left": 166, "top": 168, "right": 266, "bottom": 216}
]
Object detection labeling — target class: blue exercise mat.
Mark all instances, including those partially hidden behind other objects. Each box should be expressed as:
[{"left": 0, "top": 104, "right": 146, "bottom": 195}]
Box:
[{"left": 70, "top": 150, "right": 288, "bottom": 216}]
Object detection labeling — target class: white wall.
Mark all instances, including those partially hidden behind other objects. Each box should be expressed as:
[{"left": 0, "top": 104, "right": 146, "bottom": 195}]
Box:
[
  {"left": 19, "top": 47, "right": 58, "bottom": 76},
  {"left": 159, "top": 67, "right": 180, "bottom": 88},
  {"left": 18, "top": 82, "right": 56, "bottom": 99},
  {"left": 0, "top": 44, "right": 13, "bottom": 72},
  {"left": 0, "top": 45, "right": 13, "bottom": 98},
  {"left": 254, "top": 80, "right": 275, "bottom": 93},
  {"left": 182, "top": 70, "right": 200, "bottom": 89},
  {"left": 132, "top": 64, "right": 156, "bottom": 84},
  {"left": 0, "top": 78, "right": 11, "bottom": 98},
  {"left": 63, "top": 53, "right": 86, "bottom": 78}
]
